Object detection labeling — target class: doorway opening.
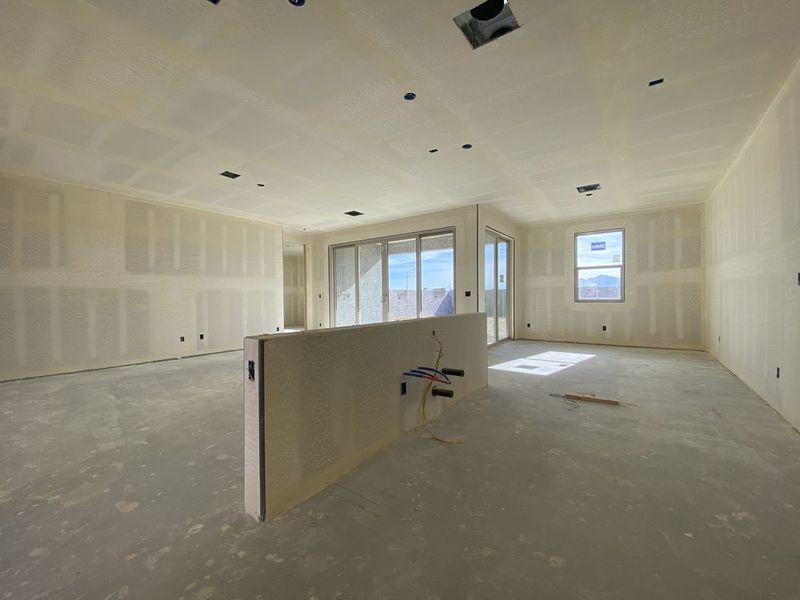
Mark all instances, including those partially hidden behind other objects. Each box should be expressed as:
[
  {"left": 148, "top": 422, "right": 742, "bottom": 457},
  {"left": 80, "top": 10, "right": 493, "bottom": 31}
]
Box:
[
  {"left": 485, "top": 229, "right": 512, "bottom": 345},
  {"left": 283, "top": 241, "right": 306, "bottom": 331}
]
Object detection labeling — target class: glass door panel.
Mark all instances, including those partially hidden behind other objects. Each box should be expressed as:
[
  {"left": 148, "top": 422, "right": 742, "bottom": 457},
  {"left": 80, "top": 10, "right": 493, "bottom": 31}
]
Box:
[
  {"left": 358, "top": 243, "right": 383, "bottom": 324},
  {"left": 497, "top": 238, "right": 509, "bottom": 340},
  {"left": 420, "top": 233, "right": 455, "bottom": 317},
  {"left": 333, "top": 245, "right": 356, "bottom": 327},
  {"left": 387, "top": 238, "right": 417, "bottom": 321},
  {"left": 485, "top": 232, "right": 497, "bottom": 344}
]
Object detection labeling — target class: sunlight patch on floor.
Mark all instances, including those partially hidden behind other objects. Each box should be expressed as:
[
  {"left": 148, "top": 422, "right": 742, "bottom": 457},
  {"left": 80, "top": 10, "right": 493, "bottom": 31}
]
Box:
[{"left": 490, "top": 351, "right": 595, "bottom": 376}]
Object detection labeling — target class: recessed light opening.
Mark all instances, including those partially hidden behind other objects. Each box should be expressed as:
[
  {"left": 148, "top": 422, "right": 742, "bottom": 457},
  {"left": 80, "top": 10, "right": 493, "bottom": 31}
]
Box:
[
  {"left": 454, "top": 0, "right": 520, "bottom": 49},
  {"left": 649, "top": 78, "right": 665, "bottom": 87},
  {"left": 345, "top": 210, "right": 364, "bottom": 217},
  {"left": 462, "top": 143, "right": 473, "bottom": 149},
  {"left": 220, "top": 171, "right": 241, "bottom": 179},
  {"left": 577, "top": 183, "right": 601, "bottom": 194},
  {"left": 404, "top": 92, "right": 417, "bottom": 101},
  {"left": 257, "top": 183, "right": 265, "bottom": 187},
  {"left": 429, "top": 148, "right": 439, "bottom": 153}
]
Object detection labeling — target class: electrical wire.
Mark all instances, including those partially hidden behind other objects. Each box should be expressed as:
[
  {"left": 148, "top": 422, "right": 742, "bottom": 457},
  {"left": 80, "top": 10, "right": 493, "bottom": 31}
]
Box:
[
  {"left": 403, "top": 371, "right": 450, "bottom": 384},
  {"left": 414, "top": 367, "right": 451, "bottom": 384},
  {"left": 418, "top": 332, "right": 462, "bottom": 445}
]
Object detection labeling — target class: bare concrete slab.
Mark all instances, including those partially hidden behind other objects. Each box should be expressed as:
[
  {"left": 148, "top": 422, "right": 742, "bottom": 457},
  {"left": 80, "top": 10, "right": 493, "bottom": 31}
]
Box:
[{"left": 1, "top": 342, "right": 798, "bottom": 599}]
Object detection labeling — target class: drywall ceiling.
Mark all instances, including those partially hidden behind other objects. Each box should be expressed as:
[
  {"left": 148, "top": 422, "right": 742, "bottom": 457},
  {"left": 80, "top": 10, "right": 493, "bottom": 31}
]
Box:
[{"left": 0, "top": 0, "right": 798, "bottom": 231}]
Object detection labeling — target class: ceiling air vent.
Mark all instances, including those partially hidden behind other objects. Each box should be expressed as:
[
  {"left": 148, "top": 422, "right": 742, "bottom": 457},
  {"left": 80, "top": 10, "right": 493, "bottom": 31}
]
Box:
[
  {"left": 454, "top": 0, "right": 520, "bottom": 49},
  {"left": 577, "top": 183, "right": 601, "bottom": 194},
  {"left": 345, "top": 210, "right": 364, "bottom": 217}
]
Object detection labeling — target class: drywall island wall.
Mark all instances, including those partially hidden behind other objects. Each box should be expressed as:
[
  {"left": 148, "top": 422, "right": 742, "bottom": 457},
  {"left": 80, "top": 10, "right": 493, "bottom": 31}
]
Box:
[
  {"left": 706, "top": 58, "right": 800, "bottom": 430},
  {"left": 243, "top": 313, "right": 489, "bottom": 520},
  {"left": 518, "top": 204, "right": 705, "bottom": 350},
  {"left": 0, "top": 174, "right": 284, "bottom": 380}
]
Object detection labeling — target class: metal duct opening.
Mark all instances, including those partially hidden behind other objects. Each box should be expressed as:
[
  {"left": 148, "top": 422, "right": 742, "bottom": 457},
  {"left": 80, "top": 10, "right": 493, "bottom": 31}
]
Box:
[{"left": 454, "top": 1, "right": 520, "bottom": 49}]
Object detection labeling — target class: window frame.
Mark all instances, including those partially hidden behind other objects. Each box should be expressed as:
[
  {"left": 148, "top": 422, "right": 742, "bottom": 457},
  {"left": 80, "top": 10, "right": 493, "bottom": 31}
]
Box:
[
  {"left": 573, "top": 227, "right": 625, "bottom": 303},
  {"left": 329, "top": 227, "right": 456, "bottom": 327}
]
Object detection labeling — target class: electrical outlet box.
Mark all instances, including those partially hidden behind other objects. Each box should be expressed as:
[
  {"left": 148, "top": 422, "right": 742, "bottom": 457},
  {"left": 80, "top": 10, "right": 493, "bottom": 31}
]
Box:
[
  {"left": 180, "top": 336, "right": 185, "bottom": 342},
  {"left": 401, "top": 381, "right": 407, "bottom": 396},
  {"left": 602, "top": 325, "right": 607, "bottom": 331},
  {"left": 527, "top": 323, "right": 531, "bottom": 328},
  {"left": 200, "top": 333, "right": 205, "bottom": 340},
  {"left": 777, "top": 367, "right": 781, "bottom": 379},
  {"left": 465, "top": 290, "right": 472, "bottom": 297}
]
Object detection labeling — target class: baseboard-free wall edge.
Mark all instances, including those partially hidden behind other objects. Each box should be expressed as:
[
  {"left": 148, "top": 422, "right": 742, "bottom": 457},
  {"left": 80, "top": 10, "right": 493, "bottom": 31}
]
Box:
[
  {"left": 517, "top": 335, "right": 706, "bottom": 353},
  {"left": 0, "top": 347, "right": 243, "bottom": 384},
  {"left": 708, "top": 350, "right": 800, "bottom": 434}
]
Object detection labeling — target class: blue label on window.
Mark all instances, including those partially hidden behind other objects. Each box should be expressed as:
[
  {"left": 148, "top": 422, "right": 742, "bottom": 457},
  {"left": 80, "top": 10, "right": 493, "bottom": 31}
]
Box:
[{"left": 591, "top": 242, "right": 606, "bottom": 251}]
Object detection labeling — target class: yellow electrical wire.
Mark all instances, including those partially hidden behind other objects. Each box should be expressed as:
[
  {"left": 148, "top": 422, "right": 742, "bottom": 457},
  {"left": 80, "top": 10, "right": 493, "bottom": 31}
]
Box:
[{"left": 418, "top": 332, "right": 463, "bottom": 445}]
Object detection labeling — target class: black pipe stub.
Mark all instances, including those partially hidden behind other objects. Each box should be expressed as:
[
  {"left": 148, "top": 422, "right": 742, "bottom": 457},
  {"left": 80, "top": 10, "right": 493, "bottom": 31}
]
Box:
[
  {"left": 432, "top": 387, "right": 455, "bottom": 398},
  {"left": 442, "top": 367, "right": 465, "bottom": 377}
]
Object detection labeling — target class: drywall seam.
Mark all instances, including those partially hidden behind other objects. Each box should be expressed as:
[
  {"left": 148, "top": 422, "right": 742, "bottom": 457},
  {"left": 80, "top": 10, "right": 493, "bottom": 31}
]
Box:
[
  {"left": 517, "top": 204, "right": 705, "bottom": 350},
  {"left": 0, "top": 174, "right": 284, "bottom": 380}
]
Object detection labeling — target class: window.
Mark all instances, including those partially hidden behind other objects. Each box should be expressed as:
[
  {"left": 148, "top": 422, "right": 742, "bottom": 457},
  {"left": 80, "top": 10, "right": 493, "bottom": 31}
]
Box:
[
  {"left": 330, "top": 229, "right": 455, "bottom": 326},
  {"left": 574, "top": 229, "right": 624, "bottom": 302}
]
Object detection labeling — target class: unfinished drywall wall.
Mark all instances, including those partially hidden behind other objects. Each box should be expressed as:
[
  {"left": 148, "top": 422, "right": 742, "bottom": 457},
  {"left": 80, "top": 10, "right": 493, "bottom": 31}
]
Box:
[
  {"left": 243, "top": 313, "right": 488, "bottom": 519},
  {"left": 282, "top": 249, "right": 305, "bottom": 328},
  {"left": 308, "top": 206, "right": 479, "bottom": 329},
  {"left": 706, "top": 59, "right": 800, "bottom": 430},
  {"left": 518, "top": 205, "right": 705, "bottom": 350},
  {"left": 0, "top": 174, "right": 283, "bottom": 380}
]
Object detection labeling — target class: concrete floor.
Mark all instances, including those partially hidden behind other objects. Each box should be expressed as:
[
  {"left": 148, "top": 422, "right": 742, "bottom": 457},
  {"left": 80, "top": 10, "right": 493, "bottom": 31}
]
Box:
[{"left": 1, "top": 341, "right": 799, "bottom": 600}]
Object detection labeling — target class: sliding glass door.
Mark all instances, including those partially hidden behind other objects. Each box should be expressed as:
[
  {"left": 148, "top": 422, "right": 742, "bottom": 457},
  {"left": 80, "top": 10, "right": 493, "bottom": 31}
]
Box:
[
  {"left": 485, "top": 229, "right": 512, "bottom": 345},
  {"left": 420, "top": 232, "right": 455, "bottom": 317},
  {"left": 333, "top": 246, "right": 356, "bottom": 327},
  {"left": 331, "top": 229, "right": 455, "bottom": 327},
  {"left": 485, "top": 233, "right": 496, "bottom": 344},
  {"left": 387, "top": 238, "right": 417, "bottom": 321},
  {"left": 357, "top": 242, "right": 383, "bottom": 324}
]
